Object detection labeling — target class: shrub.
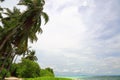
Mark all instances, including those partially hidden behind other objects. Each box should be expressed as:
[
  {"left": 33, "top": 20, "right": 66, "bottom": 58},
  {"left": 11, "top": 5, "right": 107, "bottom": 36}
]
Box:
[
  {"left": 0, "top": 68, "right": 10, "bottom": 77},
  {"left": 16, "top": 59, "right": 40, "bottom": 78},
  {"left": 40, "top": 68, "right": 54, "bottom": 77},
  {"left": 9, "top": 63, "right": 18, "bottom": 77},
  {"left": 9, "top": 59, "right": 55, "bottom": 78}
]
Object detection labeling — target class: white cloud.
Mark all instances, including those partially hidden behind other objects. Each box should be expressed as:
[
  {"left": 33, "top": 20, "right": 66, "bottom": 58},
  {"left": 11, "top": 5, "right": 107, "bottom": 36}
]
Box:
[{"left": 29, "top": 0, "right": 120, "bottom": 75}]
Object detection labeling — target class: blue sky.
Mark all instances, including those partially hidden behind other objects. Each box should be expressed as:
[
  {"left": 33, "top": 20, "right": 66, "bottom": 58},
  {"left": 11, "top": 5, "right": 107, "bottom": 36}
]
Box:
[{"left": 1, "top": 0, "right": 120, "bottom": 76}]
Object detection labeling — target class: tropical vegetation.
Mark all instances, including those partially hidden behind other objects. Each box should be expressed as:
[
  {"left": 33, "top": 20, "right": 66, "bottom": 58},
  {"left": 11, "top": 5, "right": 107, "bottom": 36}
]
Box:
[
  {"left": 9, "top": 58, "right": 54, "bottom": 78},
  {"left": 0, "top": 0, "right": 49, "bottom": 79}
]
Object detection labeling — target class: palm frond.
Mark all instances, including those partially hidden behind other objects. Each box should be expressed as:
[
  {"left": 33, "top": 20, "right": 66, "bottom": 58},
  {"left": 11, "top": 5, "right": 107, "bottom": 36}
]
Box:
[
  {"left": 4, "top": 8, "right": 13, "bottom": 16},
  {"left": 0, "top": 0, "right": 4, "bottom": 2},
  {"left": 41, "top": 0, "right": 45, "bottom": 6},
  {"left": 33, "top": 16, "right": 43, "bottom": 33},
  {"left": 0, "top": 13, "right": 3, "bottom": 18},
  {"left": 28, "top": 30, "right": 38, "bottom": 43},
  {"left": 0, "top": 6, "right": 3, "bottom": 11},
  {"left": 41, "top": 12, "right": 49, "bottom": 24},
  {"left": 18, "top": 0, "right": 33, "bottom": 9}
]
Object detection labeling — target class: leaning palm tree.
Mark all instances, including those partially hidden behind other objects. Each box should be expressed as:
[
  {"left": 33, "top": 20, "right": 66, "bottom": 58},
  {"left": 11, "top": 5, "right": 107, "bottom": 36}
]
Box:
[
  {"left": 0, "top": 7, "right": 22, "bottom": 51},
  {"left": 0, "top": 7, "right": 21, "bottom": 71},
  {"left": 0, "top": 0, "right": 49, "bottom": 79},
  {"left": 0, "top": 7, "right": 22, "bottom": 79},
  {"left": 15, "top": 0, "right": 49, "bottom": 46},
  {"left": 0, "top": 0, "right": 49, "bottom": 61},
  {"left": 11, "top": 0, "right": 49, "bottom": 64},
  {"left": 0, "top": 0, "right": 49, "bottom": 51}
]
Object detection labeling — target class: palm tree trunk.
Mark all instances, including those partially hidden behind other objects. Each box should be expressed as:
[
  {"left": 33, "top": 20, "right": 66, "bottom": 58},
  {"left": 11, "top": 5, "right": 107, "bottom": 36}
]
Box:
[
  {"left": 0, "top": 52, "right": 11, "bottom": 73},
  {"left": 1, "top": 53, "right": 15, "bottom": 80},
  {"left": 0, "top": 27, "right": 18, "bottom": 51}
]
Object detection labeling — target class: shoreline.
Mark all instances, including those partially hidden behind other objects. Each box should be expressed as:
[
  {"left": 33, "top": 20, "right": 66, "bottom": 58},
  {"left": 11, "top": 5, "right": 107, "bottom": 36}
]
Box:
[
  {"left": 5, "top": 77, "right": 22, "bottom": 80},
  {"left": 72, "top": 78, "right": 80, "bottom": 80}
]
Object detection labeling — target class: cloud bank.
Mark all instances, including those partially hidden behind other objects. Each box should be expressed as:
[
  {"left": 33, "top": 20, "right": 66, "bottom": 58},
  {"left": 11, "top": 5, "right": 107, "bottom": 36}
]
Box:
[{"left": 30, "top": 0, "right": 120, "bottom": 75}]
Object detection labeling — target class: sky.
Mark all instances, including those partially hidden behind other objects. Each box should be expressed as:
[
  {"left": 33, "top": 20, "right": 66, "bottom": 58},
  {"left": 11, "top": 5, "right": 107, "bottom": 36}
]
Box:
[{"left": 1, "top": 0, "right": 120, "bottom": 76}]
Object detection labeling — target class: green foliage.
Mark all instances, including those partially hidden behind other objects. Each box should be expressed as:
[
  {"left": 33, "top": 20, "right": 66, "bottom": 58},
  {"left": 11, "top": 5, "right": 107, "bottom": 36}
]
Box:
[
  {"left": 10, "top": 63, "right": 55, "bottom": 78},
  {"left": 40, "top": 68, "right": 54, "bottom": 77},
  {"left": 9, "top": 63, "right": 18, "bottom": 77},
  {"left": 10, "top": 61, "right": 55, "bottom": 78},
  {"left": 0, "top": 68, "right": 10, "bottom": 77},
  {"left": 18, "top": 59, "right": 40, "bottom": 78},
  {"left": 24, "top": 50, "right": 38, "bottom": 61},
  {"left": 45, "top": 67, "right": 54, "bottom": 74},
  {"left": 41, "top": 12, "right": 49, "bottom": 25},
  {"left": 24, "top": 77, "right": 72, "bottom": 80},
  {"left": 9, "top": 57, "right": 55, "bottom": 78},
  {"left": 10, "top": 59, "right": 41, "bottom": 78}
]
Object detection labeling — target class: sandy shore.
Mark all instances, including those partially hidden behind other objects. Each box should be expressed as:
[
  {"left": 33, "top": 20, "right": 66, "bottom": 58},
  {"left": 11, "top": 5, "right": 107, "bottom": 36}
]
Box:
[
  {"left": 5, "top": 77, "right": 79, "bottom": 80},
  {"left": 5, "top": 77, "right": 22, "bottom": 80}
]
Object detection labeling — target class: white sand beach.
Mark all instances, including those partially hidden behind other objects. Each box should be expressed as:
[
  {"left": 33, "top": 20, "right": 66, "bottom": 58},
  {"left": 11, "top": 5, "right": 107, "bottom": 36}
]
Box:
[{"left": 5, "top": 77, "right": 22, "bottom": 80}]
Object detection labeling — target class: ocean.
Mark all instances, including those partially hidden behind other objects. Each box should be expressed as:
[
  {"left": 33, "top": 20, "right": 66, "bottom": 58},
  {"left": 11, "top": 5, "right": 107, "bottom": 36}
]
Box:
[{"left": 73, "top": 76, "right": 120, "bottom": 80}]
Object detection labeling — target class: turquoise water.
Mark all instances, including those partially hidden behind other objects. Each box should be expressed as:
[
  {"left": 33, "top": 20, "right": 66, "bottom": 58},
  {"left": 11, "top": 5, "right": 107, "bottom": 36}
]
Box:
[{"left": 75, "top": 76, "right": 120, "bottom": 80}]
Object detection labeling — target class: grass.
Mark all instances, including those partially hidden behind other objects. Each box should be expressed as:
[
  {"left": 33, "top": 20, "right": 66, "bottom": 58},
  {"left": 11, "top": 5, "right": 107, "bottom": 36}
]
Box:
[{"left": 24, "top": 77, "right": 72, "bottom": 80}]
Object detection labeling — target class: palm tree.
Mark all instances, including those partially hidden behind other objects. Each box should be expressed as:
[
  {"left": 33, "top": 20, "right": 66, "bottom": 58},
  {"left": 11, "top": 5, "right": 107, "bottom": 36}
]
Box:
[
  {"left": 0, "top": 0, "right": 49, "bottom": 62},
  {"left": 25, "top": 50, "right": 38, "bottom": 61},
  {"left": 11, "top": 0, "right": 49, "bottom": 64},
  {"left": 0, "top": 7, "right": 22, "bottom": 79},
  {"left": 15, "top": 0, "right": 49, "bottom": 46},
  {"left": 0, "top": 7, "right": 22, "bottom": 51},
  {"left": 0, "top": 0, "right": 49, "bottom": 78},
  {"left": 0, "top": 0, "right": 49, "bottom": 51},
  {"left": 0, "top": 7, "right": 21, "bottom": 69}
]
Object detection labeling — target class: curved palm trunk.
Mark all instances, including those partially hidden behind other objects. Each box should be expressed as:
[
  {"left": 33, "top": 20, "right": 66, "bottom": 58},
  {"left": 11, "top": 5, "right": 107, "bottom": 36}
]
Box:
[
  {"left": 0, "top": 27, "right": 18, "bottom": 51},
  {"left": 0, "top": 52, "right": 11, "bottom": 73}
]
